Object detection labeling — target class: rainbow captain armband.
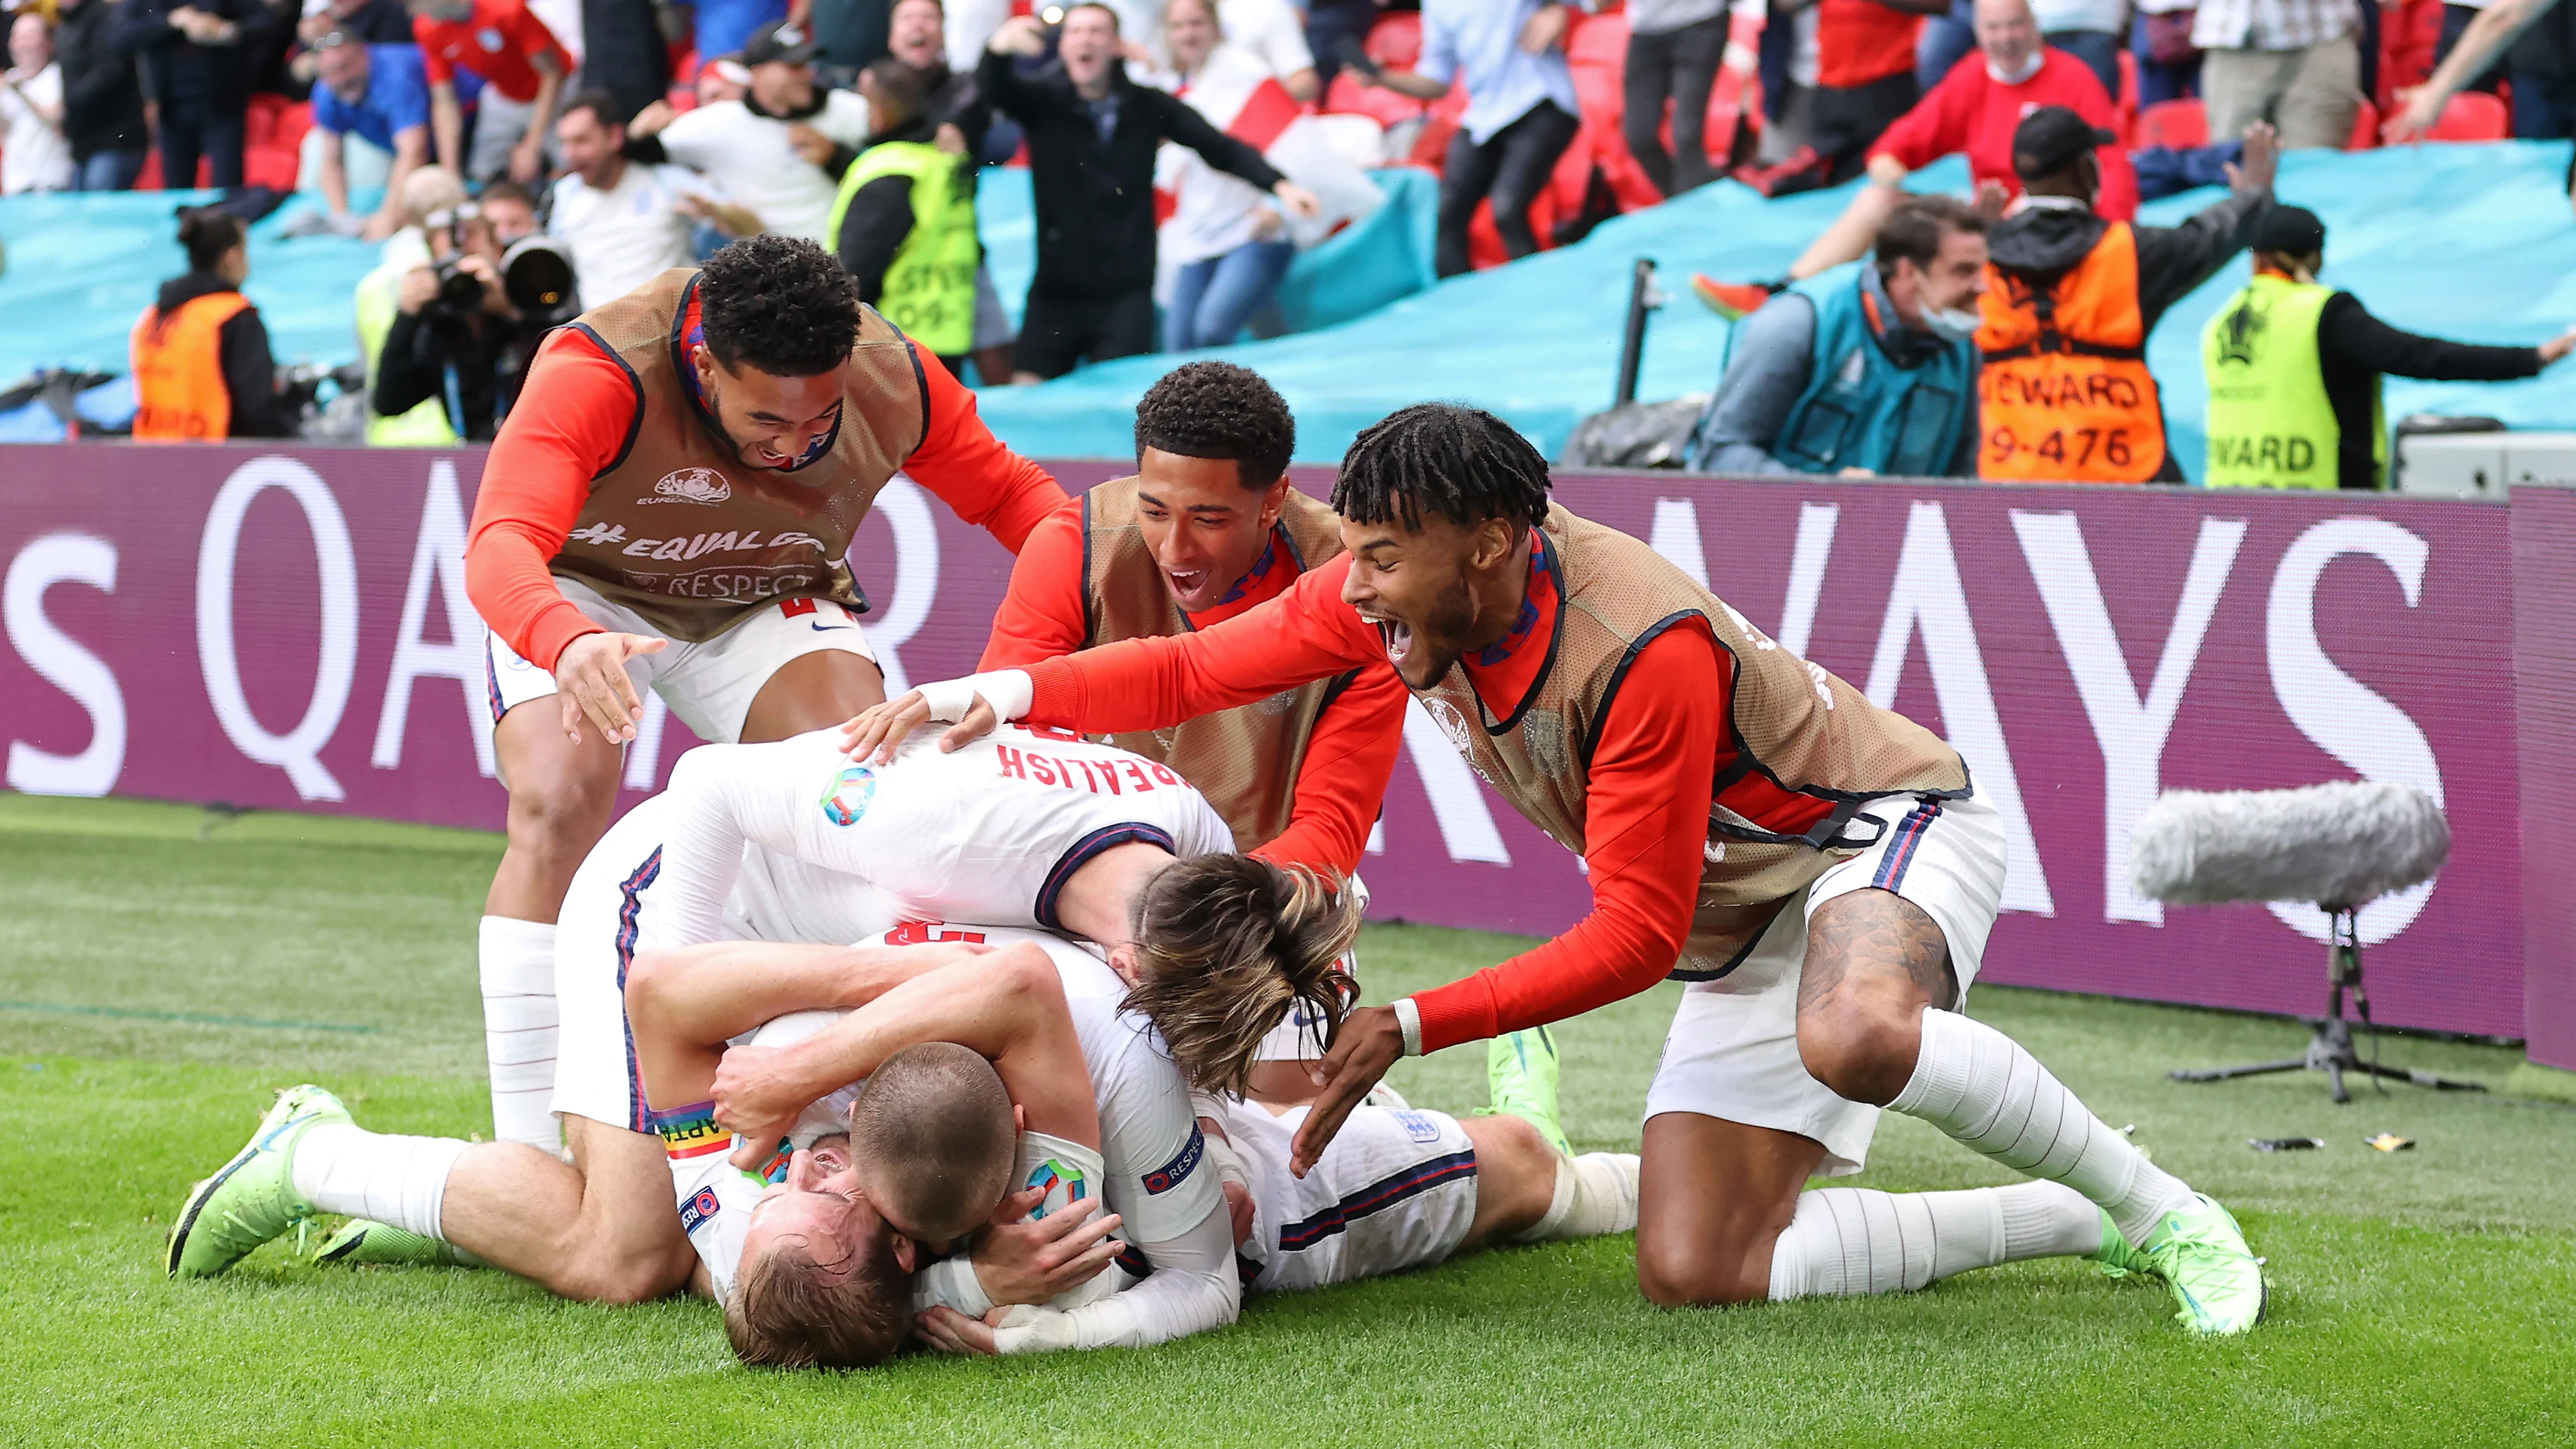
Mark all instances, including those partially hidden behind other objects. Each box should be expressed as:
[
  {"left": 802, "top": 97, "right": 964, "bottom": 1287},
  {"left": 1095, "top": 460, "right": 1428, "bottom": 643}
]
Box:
[{"left": 650, "top": 1102, "right": 732, "bottom": 1162}]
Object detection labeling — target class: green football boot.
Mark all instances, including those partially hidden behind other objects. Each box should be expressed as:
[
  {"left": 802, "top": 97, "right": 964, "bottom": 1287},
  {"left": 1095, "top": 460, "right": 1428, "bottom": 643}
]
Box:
[
  {"left": 2086, "top": 1208, "right": 2155, "bottom": 1280},
  {"left": 1485, "top": 1026, "right": 1572, "bottom": 1158},
  {"left": 166, "top": 1084, "right": 351, "bottom": 1279},
  {"left": 2139, "top": 1192, "right": 2267, "bottom": 1336},
  {"left": 313, "top": 1219, "right": 473, "bottom": 1269}
]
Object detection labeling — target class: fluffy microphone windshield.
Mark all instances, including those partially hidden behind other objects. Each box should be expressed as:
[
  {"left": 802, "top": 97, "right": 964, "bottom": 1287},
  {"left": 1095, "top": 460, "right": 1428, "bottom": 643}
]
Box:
[{"left": 2131, "top": 780, "right": 2450, "bottom": 909}]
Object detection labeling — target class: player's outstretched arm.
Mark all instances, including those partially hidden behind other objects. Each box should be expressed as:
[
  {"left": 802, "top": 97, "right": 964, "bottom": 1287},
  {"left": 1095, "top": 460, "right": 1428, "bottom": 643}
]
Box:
[{"left": 709, "top": 943, "right": 1102, "bottom": 1170}]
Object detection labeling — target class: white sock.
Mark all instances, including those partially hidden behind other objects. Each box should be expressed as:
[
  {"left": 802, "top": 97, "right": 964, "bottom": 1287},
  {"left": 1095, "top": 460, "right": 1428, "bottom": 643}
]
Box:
[
  {"left": 291, "top": 1124, "right": 469, "bottom": 1238},
  {"left": 1890, "top": 1008, "right": 2195, "bottom": 1247},
  {"left": 1765, "top": 1180, "right": 2100, "bottom": 1300},
  {"left": 1513, "top": 1153, "right": 1641, "bottom": 1243},
  {"left": 479, "top": 916, "right": 561, "bottom": 1153}
]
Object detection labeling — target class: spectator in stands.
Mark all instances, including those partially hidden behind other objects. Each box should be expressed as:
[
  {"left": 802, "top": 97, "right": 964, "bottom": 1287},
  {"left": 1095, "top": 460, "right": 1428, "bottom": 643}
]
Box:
[
  {"left": 1686, "top": 194, "right": 1988, "bottom": 476},
  {"left": 52, "top": 0, "right": 149, "bottom": 191},
  {"left": 1623, "top": 0, "right": 1750, "bottom": 197},
  {"left": 549, "top": 90, "right": 756, "bottom": 308},
  {"left": 2130, "top": 0, "right": 2203, "bottom": 107},
  {"left": 570, "top": 0, "right": 669, "bottom": 122},
  {"left": 302, "top": 0, "right": 417, "bottom": 46},
  {"left": 696, "top": 53, "right": 752, "bottom": 104},
  {"left": 1704, "top": 0, "right": 2132, "bottom": 313},
  {"left": 116, "top": 0, "right": 293, "bottom": 192},
  {"left": 624, "top": 26, "right": 869, "bottom": 243},
  {"left": 1357, "top": 0, "right": 1581, "bottom": 277},
  {"left": 311, "top": 32, "right": 436, "bottom": 239},
  {"left": 881, "top": 0, "right": 1015, "bottom": 381},
  {"left": 979, "top": 4, "right": 1317, "bottom": 378},
  {"left": 2389, "top": 0, "right": 2576, "bottom": 140},
  {"left": 1977, "top": 107, "right": 2277, "bottom": 482},
  {"left": 1801, "top": 0, "right": 1948, "bottom": 186},
  {"left": 479, "top": 176, "right": 542, "bottom": 240},
  {"left": 373, "top": 185, "right": 549, "bottom": 438},
  {"left": 827, "top": 58, "right": 979, "bottom": 372},
  {"left": 2191, "top": 0, "right": 2362, "bottom": 149},
  {"left": 1158, "top": 0, "right": 1299, "bottom": 350},
  {"left": 1, "top": 13, "right": 74, "bottom": 194},
  {"left": 407, "top": 0, "right": 571, "bottom": 183},
  {"left": 130, "top": 210, "right": 293, "bottom": 440},
  {"left": 2201, "top": 205, "right": 2575, "bottom": 489}
]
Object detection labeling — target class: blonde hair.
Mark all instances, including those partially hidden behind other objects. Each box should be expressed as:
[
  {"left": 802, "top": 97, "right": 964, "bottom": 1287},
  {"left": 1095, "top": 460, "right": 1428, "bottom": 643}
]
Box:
[{"left": 1125, "top": 857, "right": 1362, "bottom": 1095}]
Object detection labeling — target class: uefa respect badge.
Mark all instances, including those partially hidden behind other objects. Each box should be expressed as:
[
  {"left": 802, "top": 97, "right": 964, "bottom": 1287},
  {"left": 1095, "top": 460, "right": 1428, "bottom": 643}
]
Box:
[{"left": 819, "top": 764, "right": 876, "bottom": 827}]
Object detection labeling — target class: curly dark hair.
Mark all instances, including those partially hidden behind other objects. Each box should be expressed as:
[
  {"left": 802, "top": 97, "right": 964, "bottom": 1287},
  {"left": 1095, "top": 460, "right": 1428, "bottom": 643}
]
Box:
[
  {"left": 1133, "top": 362, "right": 1298, "bottom": 490},
  {"left": 696, "top": 234, "right": 860, "bottom": 377},
  {"left": 1329, "top": 401, "right": 1552, "bottom": 533}
]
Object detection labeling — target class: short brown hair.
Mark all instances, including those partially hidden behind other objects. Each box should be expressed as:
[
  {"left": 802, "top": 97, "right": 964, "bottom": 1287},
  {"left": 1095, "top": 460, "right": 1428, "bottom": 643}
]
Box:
[
  {"left": 1873, "top": 194, "right": 1986, "bottom": 283},
  {"left": 724, "top": 1230, "right": 909, "bottom": 1369},
  {"left": 1124, "top": 858, "right": 1362, "bottom": 1095},
  {"left": 846, "top": 1042, "right": 1016, "bottom": 1244}
]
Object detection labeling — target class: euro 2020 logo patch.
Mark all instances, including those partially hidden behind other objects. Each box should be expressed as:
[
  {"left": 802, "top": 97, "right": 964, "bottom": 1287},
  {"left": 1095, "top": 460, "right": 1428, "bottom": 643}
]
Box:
[
  {"left": 1026, "top": 1157, "right": 1089, "bottom": 1219},
  {"left": 818, "top": 765, "right": 876, "bottom": 827}
]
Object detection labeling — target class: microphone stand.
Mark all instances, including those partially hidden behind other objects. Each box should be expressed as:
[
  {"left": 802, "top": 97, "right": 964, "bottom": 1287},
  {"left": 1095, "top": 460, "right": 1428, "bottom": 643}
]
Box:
[{"left": 2169, "top": 903, "right": 2489, "bottom": 1104}]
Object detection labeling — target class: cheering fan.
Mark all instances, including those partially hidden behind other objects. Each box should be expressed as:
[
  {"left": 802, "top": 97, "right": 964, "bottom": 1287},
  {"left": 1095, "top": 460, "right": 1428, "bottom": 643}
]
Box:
[{"left": 2132, "top": 780, "right": 2486, "bottom": 1102}]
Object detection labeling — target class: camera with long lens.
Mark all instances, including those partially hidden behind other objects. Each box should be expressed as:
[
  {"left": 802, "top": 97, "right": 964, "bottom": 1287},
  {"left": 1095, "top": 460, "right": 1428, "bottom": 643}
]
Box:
[{"left": 498, "top": 236, "right": 579, "bottom": 325}]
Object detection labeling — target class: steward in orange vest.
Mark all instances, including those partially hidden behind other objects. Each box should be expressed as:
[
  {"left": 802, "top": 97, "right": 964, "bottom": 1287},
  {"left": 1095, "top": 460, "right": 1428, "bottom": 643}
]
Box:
[
  {"left": 1974, "top": 106, "right": 2278, "bottom": 482},
  {"left": 130, "top": 211, "right": 293, "bottom": 441}
]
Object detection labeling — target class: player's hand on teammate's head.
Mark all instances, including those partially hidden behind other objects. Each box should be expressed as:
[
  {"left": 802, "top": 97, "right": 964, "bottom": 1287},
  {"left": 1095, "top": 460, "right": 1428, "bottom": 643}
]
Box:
[
  {"left": 552, "top": 631, "right": 667, "bottom": 746},
  {"left": 913, "top": 1304, "right": 1006, "bottom": 1355},
  {"left": 712, "top": 1044, "right": 809, "bottom": 1171},
  {"left": 1289, "top": 1004, "right": 1406, "bottom": 1178},
  {"left": 969, "top": 1190, "right": 1127, "bottom": 1307}
]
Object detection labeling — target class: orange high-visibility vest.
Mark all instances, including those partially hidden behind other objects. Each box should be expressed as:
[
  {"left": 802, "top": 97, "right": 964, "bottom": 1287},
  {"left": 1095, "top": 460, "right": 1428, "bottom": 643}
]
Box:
[
  {"left": 1974, "top": 222, "right": 2165, "bottom": 483},
  {"left": 1816, "top": 0, "right": 1924, "bottom": 88},
  {"left": 130, "top": 291, "right": 252, "bottom": 441}
]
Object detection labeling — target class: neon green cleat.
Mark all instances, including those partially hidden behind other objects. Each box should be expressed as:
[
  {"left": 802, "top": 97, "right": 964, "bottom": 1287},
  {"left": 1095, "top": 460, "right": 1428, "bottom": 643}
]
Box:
[
  {"left": 2139, "top": 1192, "right": 2267, "bottom": 1336},
  {"left": 1485, "top": 1026, "right": 1572, "bottom": 1158},
  {"left": 2087, "top": 1208, "right": 2155, "bottom": 1280},
  {"left": 313, "top": 1219, "right": 472, "bottom": 1269},
  {"left": 166, "top": 1084, "right": 350, "bottom": 1279}
]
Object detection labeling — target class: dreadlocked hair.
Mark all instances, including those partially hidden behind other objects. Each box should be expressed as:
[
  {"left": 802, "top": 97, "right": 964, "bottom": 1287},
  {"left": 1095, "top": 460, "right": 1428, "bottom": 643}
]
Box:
[
  {"left": 1122, "top": 857, "right": 1362, "bottom": 1096},
  {"left": 696, "top": 234, "right": 861, "bottom": 377},
  {"left": 1133, "top": 361, "right": 1298, "bottom": 490},
  {"left": 1329, "top": 402, "right": 1552, "bottom": 534}
]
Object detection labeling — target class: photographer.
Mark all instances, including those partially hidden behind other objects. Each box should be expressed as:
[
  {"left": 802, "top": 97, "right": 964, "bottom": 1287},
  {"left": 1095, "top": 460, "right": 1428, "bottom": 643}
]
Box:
[{"left": 371, "top": 200, "right": 569, "bottom": 440}]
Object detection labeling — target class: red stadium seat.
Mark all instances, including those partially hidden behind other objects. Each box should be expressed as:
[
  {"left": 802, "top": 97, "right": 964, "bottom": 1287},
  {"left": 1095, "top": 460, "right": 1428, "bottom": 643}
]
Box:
[
  {"left": 2427, "top": 90, "right": 2511, "bottom": 139},
  {"left": 2133, "top": 98, "right": 2207, "bottom": 149},
  {"left": 243, "top": 145, "right": 300, "bottom": 191},
  {"left": 2114, "top": 47, "right": 2139, "bottom": 147},
  {"left": 1323, "top": 68, "right": 1426, "bottom": 128},
  {"left": 2346, "top": 96, "right": 2379, "bottom": 150},
  {"left": 272, "top": 102, "right": 313, "bottom": 154}
]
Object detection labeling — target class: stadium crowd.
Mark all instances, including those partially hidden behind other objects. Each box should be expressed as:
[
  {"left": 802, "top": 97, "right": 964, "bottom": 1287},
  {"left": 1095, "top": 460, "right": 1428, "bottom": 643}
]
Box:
[{"left": 7, "top": 0, "right": 2575, "bottom": 479}]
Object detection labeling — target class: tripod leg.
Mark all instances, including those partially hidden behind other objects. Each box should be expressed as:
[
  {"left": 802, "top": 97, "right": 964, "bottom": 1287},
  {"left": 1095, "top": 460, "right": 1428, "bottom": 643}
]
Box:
[
  {"left": 2169, "top": 1058, "right": 2311, "bottom": 1083},
  {"left": 2327, "top": 1055, "right": 2349, "bottom": 1104},
  {"left": 2349, "top": 1060, "right": 2491, "bottom": 1092}
]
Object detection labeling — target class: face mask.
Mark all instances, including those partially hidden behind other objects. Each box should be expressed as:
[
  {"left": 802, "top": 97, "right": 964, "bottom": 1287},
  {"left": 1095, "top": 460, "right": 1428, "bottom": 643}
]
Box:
[
  {"left": 1987, "top": 50, "right": 2042, "bottom": 85},
  {"left": 1924, "top": 306, "right": 1982, "bottom": 343}
]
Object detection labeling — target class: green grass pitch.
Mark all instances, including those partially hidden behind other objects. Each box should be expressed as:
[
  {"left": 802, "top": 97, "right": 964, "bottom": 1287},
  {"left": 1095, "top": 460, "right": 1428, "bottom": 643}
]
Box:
[{"left": 2, "top": 792, "right": 2572, "bottom": 1446}]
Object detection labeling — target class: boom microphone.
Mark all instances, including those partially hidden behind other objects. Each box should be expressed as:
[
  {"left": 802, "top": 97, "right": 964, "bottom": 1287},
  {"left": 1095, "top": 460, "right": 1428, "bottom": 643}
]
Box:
[{"left": 2130, "top": 780, "right": 2450, "bottom": 910}]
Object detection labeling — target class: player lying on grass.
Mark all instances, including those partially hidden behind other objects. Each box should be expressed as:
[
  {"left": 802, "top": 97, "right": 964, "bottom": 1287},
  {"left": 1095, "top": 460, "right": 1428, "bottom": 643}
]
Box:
[
  {"left": 979, "top": 360, "right": 1410, "bottom": 1103},
  {"left": 163, "top": 794, "right": 1121, "bottom": 1308},
  {"left": 630, "top": 926, "right": 1236, "bottom": 1366},
  {"left": 845, "top": 402, "right": 2267, "bottom": 1336},
  {"left": 659, "top": 926, "right": 1641, "bottom": 1361}
]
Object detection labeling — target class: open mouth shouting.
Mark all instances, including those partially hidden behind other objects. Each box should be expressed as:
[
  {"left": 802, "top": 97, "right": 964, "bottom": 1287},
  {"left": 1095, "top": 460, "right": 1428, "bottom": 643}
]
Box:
[{"left": 1365, "top": 613, "right": 1413, "bottom": 668}]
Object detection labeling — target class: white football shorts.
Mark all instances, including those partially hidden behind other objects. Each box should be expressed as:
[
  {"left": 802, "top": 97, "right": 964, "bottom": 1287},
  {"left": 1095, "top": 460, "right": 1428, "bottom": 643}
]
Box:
[
  {"left": 485, "top": 574, "right": 879, "bottom": 748},
  {"left": 1222, "top": 1097, "right": 1478, "bottom": 1293},
  {"left": 1642, "top": 789, "right": 2007, "bottom": 1177}
]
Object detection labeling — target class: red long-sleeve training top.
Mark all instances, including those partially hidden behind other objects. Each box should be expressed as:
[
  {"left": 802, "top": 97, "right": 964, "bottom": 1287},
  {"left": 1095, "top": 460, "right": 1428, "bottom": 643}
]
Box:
[
  {"left": 978, "top": 500, "right": 1408, "bottom": 881},
  {"left": 1869, "top": 47, "right": 2139, "bottom": 222},
  {"left": 466, "top": 333, "right": 1066, "bottom": 672},
  {"left": 1016, "top": 552, "right": 1728, "bottom": 1055}
]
